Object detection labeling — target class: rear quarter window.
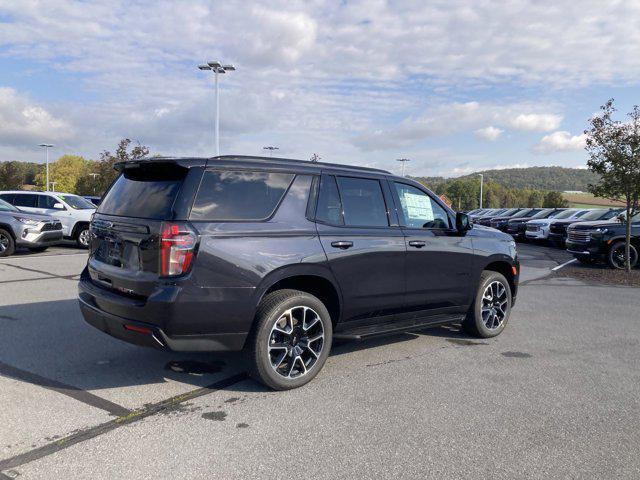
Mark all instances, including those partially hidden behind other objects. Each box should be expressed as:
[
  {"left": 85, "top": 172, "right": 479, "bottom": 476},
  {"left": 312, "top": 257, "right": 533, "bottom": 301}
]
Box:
[{"left": 190, "top": 170, "right": 294, "bottom": 221}]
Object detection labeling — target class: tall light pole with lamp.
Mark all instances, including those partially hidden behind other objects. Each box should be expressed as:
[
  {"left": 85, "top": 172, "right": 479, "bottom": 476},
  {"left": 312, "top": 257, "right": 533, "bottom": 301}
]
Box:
[
  {"left": 478, "top": 173, "right": 484, "bottom": 209},
  {"left": 38, "top": 144, "right": 54, "bottom": 191},
  {"left": 263, "top": 146, "right": 279, "bottom": 157},
  {"left": 198, "top": 61, "right": 235, "bottom": 157},
  {"left": 396, "top": 158, "right": 410, "bottom": 177}
]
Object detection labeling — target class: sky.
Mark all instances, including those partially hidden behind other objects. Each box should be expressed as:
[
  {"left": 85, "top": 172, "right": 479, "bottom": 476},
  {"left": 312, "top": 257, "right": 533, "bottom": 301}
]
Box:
[{"left": 1, "top": 0, "right": 640, "bottom": 177}]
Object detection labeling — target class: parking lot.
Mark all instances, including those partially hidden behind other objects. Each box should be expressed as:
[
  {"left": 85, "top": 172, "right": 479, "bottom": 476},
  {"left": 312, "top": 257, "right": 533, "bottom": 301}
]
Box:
[{"left": 1, "top": 243, "right": 640, "bottom": 479}]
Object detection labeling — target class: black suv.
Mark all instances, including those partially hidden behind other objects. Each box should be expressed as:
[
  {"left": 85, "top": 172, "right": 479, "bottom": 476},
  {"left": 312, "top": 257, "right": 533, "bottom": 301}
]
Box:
[
  {"left": 548, "top": 208, "right": 621, "bottom": 245},
  {"left": 78, "top": 156, "right": 519, "bottom": 390},
  {"left": 566, "top": 213, "right": 639, "bottom": 269}
]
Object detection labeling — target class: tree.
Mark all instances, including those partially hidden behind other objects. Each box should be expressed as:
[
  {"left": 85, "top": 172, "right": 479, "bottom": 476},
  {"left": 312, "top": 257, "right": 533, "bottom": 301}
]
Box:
[
  {"left": 93, "top": 139, "right": 150, "bottom": 195},
  {"left": 585, "top": 99, "right": 640, "bottom": 272},
  {"left": 543, "top": 191, "right": 569, "bottom": 208},
  {"left": 34, "top": 155, "right": 88, "bottom": 193},
  {"left": 0, "top": 161, "right": 24, "bottom": 190}
]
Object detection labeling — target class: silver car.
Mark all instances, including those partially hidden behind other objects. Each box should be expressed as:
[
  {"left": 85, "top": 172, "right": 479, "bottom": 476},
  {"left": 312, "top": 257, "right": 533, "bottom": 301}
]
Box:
[{"left": 0, "top": 199, "right": 63, "bottom": 257}]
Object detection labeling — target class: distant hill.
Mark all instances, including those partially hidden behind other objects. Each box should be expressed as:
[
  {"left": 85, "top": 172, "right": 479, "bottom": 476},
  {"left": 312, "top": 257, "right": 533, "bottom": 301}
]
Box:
[{"left": 419, "top": 166, "right": 599, "bottom": 192}]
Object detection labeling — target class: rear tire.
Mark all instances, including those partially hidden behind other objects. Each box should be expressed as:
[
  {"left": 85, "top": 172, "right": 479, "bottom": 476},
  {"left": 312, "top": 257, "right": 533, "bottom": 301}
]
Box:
[
  {"left": 462, "top": 271, "right": 512, "bottom": 338},
  {"left": 607, "top": 241, "right": 638, "bottom": 270},
  {"left": 0, "top": 228, "right": 15, "bottom": 257},
  {"left": 246, "top": 289, "right": 333, "bottom": 390}
]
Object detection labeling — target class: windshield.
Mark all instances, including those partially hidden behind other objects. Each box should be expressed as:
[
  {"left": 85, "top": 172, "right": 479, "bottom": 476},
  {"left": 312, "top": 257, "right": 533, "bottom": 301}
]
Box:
[
  {"left": 0, "top": 199, "right": 19, "bottom": 213},
  {"left": 522, "top": 208, "right": 542, "bottom": 218},
  {"left": 501, "top": 208, "right": 519, "bottom": 216},
  {"left": 551, "top": 209, "right": 577, "bottom": 219},
  {"left": 57, "top": 194, "right": 96, "bottom": 210},
  {"left": 530, "top": 209, "right": 553, "bottom": 219},
  {"left": 580, "top": 209, "right": 608, "bottom": 220},
  {"left": 572, "top": 210, "right": 590, "bottom": 218}
]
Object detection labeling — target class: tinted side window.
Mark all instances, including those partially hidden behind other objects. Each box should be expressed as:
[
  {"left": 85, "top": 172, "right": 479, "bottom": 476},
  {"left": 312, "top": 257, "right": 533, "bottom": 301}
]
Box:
[
  {"left": 13, "top": 194, "right": 37, "bottom": 208},
  {"left": 0, "top": 194, "right": 14, "bottom": 204},
  {"left": 602, "top": 210, "right": 618, "bottom": 220},
  {"left": 190, "top": 170, "right": 294, "bottom": 221},
  {"left": 336, "top": 177, "right": 388, "bottom": 227},
  {"left": 315, "top": 175, "right": 343, "bottom": 225},
  {"left": 394, "top": 182, "right": 450, "bottom": 229},
  {"left": 38, "top": 195, "right": 59, "bottom": 209}
]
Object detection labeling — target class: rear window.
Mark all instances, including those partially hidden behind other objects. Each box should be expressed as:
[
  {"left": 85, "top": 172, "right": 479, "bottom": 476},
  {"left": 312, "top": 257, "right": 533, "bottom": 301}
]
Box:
[
  {"left": 190, "top": 170, "right": 294, "bottom": 221},
  {"left": 98, "top": 165, "right": 187, "bottom": 219}
]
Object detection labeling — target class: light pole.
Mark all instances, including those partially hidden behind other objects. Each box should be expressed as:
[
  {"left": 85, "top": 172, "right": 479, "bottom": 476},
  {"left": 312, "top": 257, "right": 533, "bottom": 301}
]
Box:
[
  {"left": 198, "top": 61, "right": 236, "bottom": 157},
  {"left": 50, "top": 181, "right": 57, "bottom": 192},
  {"left": 89, "top": 173, "right": 100, "bottom": 195},
  {"left": 263, "top": 146, "right": 279, "bottom": 157},
  {"left": 396, "top": 158, "right": 410, "bottom": 177},
  {"left": 478, "top": 173, "right": 484, "bottom": 209},
  {"left": 38, "top": 144, "right": 54, "bottom": 191}
]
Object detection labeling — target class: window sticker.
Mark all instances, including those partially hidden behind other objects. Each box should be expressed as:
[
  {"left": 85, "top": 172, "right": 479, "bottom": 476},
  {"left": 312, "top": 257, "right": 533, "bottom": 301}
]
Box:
[{"left": 401, "top": 191, "right": 433, "bottom": 221}]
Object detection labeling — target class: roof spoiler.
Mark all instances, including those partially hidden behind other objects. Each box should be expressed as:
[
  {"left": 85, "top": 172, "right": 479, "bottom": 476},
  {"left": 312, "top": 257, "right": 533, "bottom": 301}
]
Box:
[{"left": 113, "top": 157, "right": 207, "bottom": 172}]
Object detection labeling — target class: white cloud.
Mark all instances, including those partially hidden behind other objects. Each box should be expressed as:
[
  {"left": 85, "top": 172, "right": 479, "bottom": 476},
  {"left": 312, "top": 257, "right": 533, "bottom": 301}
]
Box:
[
  {"left": 508, "top": 114, "right": 562, "bottom": 132},
  {"left": 474, "top": 126, "right": 503, "bottom": 141},
  {"left": 0, "top": 87, "right": 73, "bottom": 147},
  {"left": 535, "top": 131, "right": 587, "bottom": 154}
]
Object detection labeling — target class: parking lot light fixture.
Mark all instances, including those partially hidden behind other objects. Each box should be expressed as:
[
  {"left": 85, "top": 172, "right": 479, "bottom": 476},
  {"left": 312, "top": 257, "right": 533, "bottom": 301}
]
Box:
[
  {"left": 198, "top": 60, "right": 236, "bottom": 156},
  {"left": 263, "top": 146, "right": 279, "bottom": 157},
  {"left": 478, "top": 173, "right": 484, "bottom": 209},
  {"left": 38, "top": 143, "right": 54, "bottom": 192},
  {"left": 396, "top": 158, "right": 410, "bottom": 177}
]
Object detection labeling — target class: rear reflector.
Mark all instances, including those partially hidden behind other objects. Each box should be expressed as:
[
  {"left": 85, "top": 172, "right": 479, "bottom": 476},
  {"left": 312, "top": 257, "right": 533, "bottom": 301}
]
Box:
[
  {"left": 124, "top": 324, "right": 152, "bottom": 334},
  {"left": 512, "top": 266, "right": 518, "bottom": 276}
]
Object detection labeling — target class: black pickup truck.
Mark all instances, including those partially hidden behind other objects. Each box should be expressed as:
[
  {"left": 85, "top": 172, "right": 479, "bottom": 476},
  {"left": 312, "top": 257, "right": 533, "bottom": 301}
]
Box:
[{"left": 566, "top": 214, "right": 640, "bottom": 269}]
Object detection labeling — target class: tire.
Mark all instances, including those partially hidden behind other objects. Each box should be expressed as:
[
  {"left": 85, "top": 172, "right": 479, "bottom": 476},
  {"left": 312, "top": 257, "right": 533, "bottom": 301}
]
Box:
[
  {"left": 246, "top": 289, "right": 333, "bottom": 390},
  {"left": 462, "top": 271, "right": 512, "bottom": 338},
  {"left": 28, "top": 246, "right": 49, "bottom": 253},
  {"left": 574, "top": 255, "right": 596, "bottom": 265},
  {"left": 0, "top": 228, "right": 15, "bottom": 257},
  {"left": 75, "top": 225, "right": 90, "bottom": 248},
  {"left": 607, "top": 241, "right": 638, "bottom": 270}
]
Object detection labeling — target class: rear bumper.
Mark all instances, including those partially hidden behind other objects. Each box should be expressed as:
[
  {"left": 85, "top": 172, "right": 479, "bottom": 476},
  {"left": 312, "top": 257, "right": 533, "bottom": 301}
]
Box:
[{"left": 79, "top": 296, "right": 247, "bottom": 351}]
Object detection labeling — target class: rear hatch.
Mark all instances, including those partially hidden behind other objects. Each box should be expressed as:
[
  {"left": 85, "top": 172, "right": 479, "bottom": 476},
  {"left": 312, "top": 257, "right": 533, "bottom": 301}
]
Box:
[{"left": 88, "top": 160, "right": 200, "bottom": 297}]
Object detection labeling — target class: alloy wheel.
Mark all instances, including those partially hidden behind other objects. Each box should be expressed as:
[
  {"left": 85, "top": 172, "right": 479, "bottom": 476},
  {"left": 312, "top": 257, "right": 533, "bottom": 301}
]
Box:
[
  {"left": 481, "top": 280, "right": 508, "bottom": 330},
  {"left": 268, "top": 306, "right": 325, "bottom": 379},
  {"left": 0, "top": 233, "right": 8, "bottom": 253},
  {"left": 79, "top": 229, "right": 90, "bottom": 247},
  {"left": 611, "top": 244, "right": 637, "bottom": 269}
]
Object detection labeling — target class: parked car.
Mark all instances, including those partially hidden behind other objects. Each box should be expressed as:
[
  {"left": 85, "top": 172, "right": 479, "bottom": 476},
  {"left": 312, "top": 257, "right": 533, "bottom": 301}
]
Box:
[
  {"left": 566, "top": 213, "right": 640, "bottom": 269},
  {"left": 525, "top": 208, "right": 590, "bottom": 242},
  {"left": 0, "top": 198, "right": 63, "bottom": 257},
  {"left": 548, "top": 208, "right": 622, "bottom": 245},
  {"left": 78, "top": 155, "right": 519, "bottom": 390},
  {"left": 489, "top": 208, "right": 532, "bottom": 231},
  {"left": 504, "top": 208, "right": 547, "bottom": 238},
  {"left": 84, "top": 196, "right": 103, "bottom": 207},
  {"left": 470, "top": 208, "right": 502, "bottom": 220},
  {"left": 475, "top": 208, "right": 521, "bottom": 227},
  {"left": 0, "top": 191, "right": 96, "bottom": 248}
]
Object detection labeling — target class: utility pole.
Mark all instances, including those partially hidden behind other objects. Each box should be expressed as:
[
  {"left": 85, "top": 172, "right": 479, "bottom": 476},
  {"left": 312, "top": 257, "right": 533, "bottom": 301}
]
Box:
[
  {"left": 478, "top": 173, "right": 484, "bottom": 209},
  {"left": 38, "top": 144, "right": 54, "bottom": 191},
  {"left": 263, "top": 146, "right": 279, "bottom": 157},
  {"left": 396, "top": 158, "right": 410, "bottom": 177},
  {"left": 90, "top": 173, "right": 100, "bottom": 195},
  {"left": 198, "top": 61, "right": 236, "bottom": 156}
]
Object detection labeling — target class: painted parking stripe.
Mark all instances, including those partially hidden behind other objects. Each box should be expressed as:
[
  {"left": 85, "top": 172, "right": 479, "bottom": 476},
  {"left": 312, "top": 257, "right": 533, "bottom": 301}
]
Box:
[
  {"left": 552, "top": 258, "right": 577, "bottom": 271},
  {"left": 0, "top": 361, "right": 131, "bottom": 417},
  {"left": 0, "top": 373, "right": 248, "bottom": 472}
]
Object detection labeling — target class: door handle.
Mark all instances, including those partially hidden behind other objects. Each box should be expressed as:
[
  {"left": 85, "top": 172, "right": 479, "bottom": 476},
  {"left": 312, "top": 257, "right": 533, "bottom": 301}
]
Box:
[
  {"left": 408, "top": 240, "right": 426, "bottom": 248},
  {"left": 331, "top": 240, "right": 353, "bottom": 250}
]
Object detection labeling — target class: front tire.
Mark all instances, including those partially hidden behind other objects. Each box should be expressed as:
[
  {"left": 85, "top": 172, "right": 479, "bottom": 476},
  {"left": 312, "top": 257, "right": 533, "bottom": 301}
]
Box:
[
  {"left": 0, "top": 228, "right": 15, "bottom": 257},
  {"left": 463, "top": 271, "right": 512, "bottom": 338},
  {"left": 607, "top": 241, "right": 638, "bottom": 270},
  {"left": 247, "top": 289, "right": 333, "bottom": 390},
  {"left": 76, "top": 225, "right": 90, "bottom": 248}
]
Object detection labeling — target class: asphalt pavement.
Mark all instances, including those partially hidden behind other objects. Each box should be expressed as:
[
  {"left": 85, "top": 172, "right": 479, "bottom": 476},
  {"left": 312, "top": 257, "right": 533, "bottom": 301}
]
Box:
[{"left": 1, "top": 243, "right": 639, "bottom": 479}]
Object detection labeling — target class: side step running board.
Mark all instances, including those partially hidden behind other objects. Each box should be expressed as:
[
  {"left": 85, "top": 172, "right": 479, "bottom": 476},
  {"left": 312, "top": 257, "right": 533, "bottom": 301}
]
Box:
[{"left": 334, "top": 315, "right": 465, "bottom": 341}]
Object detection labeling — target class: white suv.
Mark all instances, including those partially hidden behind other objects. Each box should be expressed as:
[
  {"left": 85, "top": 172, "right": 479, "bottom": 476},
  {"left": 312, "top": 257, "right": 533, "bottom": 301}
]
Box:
[{"left": 0, "top": 191, "right": 95, "bottom": 248}]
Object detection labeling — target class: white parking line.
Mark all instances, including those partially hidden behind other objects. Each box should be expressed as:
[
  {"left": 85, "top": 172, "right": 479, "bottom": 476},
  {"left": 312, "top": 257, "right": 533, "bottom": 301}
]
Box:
[{"left": 552, "top": 258, "right": 577, "bottom": 271}]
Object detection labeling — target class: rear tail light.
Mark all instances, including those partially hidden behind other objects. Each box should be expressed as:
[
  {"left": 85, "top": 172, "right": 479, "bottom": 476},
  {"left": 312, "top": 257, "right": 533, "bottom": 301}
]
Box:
[{"left": 160, "top": 222, "right": 197, "bottom": 277}]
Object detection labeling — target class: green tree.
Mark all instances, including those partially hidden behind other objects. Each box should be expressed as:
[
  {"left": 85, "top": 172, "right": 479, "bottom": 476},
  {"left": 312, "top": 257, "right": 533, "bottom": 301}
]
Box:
[
  {"left": 0, "top": 161, "right": 24, "bottom": 190},
  {"left": 34, "top": 155, "right": 88, "bottom": 193},
  {"left": 585, "top": 99, "right": 640, "bottom": 272},
  {"left": 527, "top": 190, "right": 545, "bottom": 207},
  {"left": 93, "top": 139, "right": 150, "bottom": 195},
  {"left": 543, "top": 191, "right": 569, "bottom": 208}
]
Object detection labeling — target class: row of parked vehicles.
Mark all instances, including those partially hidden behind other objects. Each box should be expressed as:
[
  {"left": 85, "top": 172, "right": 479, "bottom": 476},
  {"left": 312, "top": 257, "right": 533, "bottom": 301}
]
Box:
[
  {"left": 0, "top": 191, "right": 99, "bottom": 257},
  {"left": 468, "top": 206, "right": 640, "bottom": 269}
]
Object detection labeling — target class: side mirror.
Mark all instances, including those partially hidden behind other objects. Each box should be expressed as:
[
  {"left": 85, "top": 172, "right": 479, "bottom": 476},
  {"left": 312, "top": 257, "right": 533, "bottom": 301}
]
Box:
[
  {"left": 456, "top": 212, "right": 472, "bottom": 232},
  {"left": 53, "top": 203, "right": 65, "bottom": 210}
]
